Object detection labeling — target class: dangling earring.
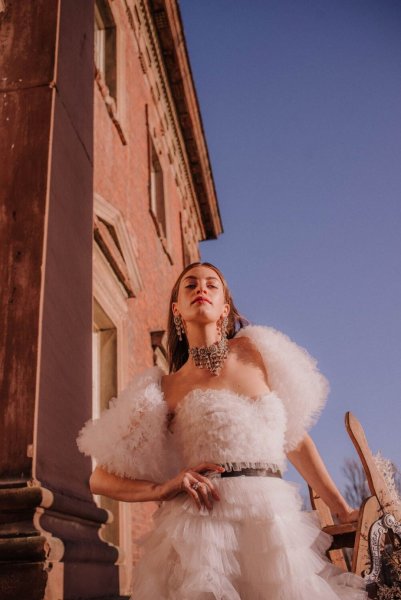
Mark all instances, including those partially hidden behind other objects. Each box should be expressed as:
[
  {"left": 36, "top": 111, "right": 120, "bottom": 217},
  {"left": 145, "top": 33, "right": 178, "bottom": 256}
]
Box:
[
  {"left": 174, "top": 314, "right": 185, "bottom": 341},
  {"left": 218, "top": 315, "right": 229, "bottom": 342}
]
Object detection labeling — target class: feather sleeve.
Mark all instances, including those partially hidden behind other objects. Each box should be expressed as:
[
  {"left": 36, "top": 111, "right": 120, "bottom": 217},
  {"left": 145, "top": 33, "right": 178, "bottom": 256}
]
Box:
[
  {"left": 235, "top": 324, "right": 330, "bottom": 452},
  {"left": 76, "top": 365, "right": 173, "bottom": 483}
]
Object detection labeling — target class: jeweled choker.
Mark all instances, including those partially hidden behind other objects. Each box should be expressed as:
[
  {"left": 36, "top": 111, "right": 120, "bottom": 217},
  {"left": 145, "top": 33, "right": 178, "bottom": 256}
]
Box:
[{"left": 188, "top": 336, "right": 229, "bottom": 376}]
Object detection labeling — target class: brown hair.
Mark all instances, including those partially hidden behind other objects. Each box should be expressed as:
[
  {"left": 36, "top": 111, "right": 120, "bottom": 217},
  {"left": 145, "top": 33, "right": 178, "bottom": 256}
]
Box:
[{"left": 166, "top": 261, "right": 250, "bottom": 373}]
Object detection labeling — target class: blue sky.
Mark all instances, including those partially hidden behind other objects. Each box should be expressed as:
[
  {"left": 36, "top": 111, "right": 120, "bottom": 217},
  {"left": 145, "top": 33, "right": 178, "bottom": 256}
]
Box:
[{"left": 179, "top": 0, "right": 401, "bottom": 502}]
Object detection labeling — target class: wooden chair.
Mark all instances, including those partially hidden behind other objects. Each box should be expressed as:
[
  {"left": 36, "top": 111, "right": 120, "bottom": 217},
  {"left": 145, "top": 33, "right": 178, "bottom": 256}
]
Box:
[
  {"left": 308, "top": 411, "right": 401, "bottom": 582},
  {"left": 309, "top": 481, "right": 381, "bottom": 575},
  {"left": 345, "top": 411, "right": 401, "bottom": 583}
]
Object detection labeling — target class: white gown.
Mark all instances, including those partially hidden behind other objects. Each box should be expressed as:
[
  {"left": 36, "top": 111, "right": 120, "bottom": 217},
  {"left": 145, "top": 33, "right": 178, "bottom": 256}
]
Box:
[{"left": 77, "top": 324, "right": 369, "bottom": 600}]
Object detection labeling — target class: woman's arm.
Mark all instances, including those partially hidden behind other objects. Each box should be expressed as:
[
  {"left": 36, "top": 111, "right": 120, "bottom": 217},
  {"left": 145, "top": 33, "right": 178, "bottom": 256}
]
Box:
[
  {"left": 286, "top": 434, "right": 359, "bottom": 523},
  {"left": 89, "top": 462, "right": 224, "bottom": 509},
  {"left": 89, "top": 466, "right": 163, "bottom": 502}
]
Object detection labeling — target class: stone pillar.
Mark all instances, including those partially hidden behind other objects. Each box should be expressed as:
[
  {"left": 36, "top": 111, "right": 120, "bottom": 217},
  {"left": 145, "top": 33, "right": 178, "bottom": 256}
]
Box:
[{"left": 0, "top": 1, "right": 124, "bottom": 597}]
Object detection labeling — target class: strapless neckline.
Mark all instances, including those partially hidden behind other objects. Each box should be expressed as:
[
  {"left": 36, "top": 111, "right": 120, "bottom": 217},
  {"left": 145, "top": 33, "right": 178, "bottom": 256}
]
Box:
[{"left": 157, "top": 371, "right": 276, "bottom": 418}]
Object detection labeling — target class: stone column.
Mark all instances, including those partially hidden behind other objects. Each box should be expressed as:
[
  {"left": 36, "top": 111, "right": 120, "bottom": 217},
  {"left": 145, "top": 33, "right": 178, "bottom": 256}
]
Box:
[{"left": 0, "top": 1, "right": 124, "bottom": 597}]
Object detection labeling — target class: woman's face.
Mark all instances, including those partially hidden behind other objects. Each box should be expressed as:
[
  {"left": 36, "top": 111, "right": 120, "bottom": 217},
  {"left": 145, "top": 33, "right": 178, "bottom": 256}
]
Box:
[{"left": 172, "top": 265, "right": 230, "bottom": 327}]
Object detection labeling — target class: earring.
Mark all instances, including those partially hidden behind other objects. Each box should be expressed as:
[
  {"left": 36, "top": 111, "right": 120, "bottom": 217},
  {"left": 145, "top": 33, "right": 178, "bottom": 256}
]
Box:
[
  {"left": 174, "top": 314, "right": 185, "bottom": 341},
  {"left": 222, "top": 315, "right": 228, "bottom": 338},
  {"left": 218, "top": 315, "right": 229, "bottom": 341}
]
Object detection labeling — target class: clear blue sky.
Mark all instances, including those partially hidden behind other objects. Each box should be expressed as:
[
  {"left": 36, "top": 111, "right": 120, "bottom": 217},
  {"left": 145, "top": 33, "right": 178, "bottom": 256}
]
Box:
[{"left": 179, "top": 0, "right": 401, "bottom": 502}]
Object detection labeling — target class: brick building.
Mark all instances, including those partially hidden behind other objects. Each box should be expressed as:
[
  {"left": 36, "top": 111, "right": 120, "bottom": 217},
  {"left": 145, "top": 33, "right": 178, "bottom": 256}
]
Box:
[{"left": 0, "top": 1, "right": 222, "bottom": 598}]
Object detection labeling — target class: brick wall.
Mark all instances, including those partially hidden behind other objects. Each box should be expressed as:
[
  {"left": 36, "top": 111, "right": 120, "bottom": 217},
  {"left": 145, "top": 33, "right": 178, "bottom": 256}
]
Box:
[{"left": 93, "top": 0, "right": 220, "bottom": 582}]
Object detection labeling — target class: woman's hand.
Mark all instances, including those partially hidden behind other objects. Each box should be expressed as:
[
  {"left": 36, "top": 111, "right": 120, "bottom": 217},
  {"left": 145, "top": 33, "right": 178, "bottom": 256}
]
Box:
[
  {"left": 159, "top": 462, "right": 225, "bottom": 511},
  {"left": 336, "top": 505, "right": 360, "bottom": 524}
]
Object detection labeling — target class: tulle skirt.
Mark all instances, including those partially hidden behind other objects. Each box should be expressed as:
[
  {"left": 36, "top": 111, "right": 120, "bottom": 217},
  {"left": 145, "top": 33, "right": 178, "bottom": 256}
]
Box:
[{"left": 130, "top": 476, "right": 369, "bottom": 599}]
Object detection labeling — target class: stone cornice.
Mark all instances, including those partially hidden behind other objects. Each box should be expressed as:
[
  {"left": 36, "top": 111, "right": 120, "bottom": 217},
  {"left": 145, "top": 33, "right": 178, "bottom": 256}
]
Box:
[
  {"left": 142, "top": 0, "right": 223, "bottom": 240},
  {"left": 147, "top": 0, "right": 223, "bottom": 240},
  {"left": 123, "top": 0, "right": 202, "bottom": 240}
]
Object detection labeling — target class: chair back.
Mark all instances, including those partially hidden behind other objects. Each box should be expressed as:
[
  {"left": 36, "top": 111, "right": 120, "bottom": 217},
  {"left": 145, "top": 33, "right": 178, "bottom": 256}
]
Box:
[{"left": 345, "top": 411, "right": 401, "bottom": 522}]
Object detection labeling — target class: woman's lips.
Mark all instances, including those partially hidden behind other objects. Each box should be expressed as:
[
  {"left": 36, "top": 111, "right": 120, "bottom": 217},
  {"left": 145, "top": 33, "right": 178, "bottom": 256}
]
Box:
[{"left": 193, "top": 298, "right": 211, "bottom": 304}]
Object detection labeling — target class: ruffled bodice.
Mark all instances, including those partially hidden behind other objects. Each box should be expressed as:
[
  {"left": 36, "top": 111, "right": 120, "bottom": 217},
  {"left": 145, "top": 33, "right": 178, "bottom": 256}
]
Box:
[
  {"left": 171, "top": 387, "right": 287, "bottom": 473},
  {"left": 77, "top": 324, "right": 330, "bottom": 483}
]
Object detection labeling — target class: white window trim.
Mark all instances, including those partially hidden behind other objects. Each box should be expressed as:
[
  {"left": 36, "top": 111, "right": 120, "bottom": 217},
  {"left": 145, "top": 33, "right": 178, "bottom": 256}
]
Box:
[
  {"left": 94, "top": 192, "right": 143, "bottom": 296},
  {"left": 93, "top": 244, "right": 133, "bottom": 596}
]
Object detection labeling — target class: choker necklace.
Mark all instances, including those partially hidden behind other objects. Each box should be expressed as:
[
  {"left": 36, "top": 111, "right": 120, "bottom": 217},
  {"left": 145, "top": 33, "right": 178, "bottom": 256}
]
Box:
[{"left": 188, "top": 336, "right": 229, "bottom": 376}]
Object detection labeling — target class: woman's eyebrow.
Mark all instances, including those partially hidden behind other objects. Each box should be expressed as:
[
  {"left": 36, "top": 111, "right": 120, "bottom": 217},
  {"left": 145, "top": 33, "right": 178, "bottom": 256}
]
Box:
[{"left": 183, "top": 276, "right": 219, "bottom": 281}]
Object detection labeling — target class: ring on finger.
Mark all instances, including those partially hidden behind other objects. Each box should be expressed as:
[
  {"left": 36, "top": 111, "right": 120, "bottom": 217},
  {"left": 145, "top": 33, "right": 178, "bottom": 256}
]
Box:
[{"left": 191, "top": 482, "right": 200, "bottom": 491}]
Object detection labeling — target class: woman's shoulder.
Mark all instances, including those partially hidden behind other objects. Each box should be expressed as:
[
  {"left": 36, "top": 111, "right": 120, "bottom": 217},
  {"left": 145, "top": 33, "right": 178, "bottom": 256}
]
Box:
[
  {"left": 235, "top": 323, "right": 330, "bottom": 451},
  {"left": 228, "top": 332, "right": 269, "bottom": 381}
]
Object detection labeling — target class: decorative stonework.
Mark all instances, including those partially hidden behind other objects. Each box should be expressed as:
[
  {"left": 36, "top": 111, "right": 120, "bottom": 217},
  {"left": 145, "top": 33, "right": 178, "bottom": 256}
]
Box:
[
  {"left": 122, "top": 0, "right": 219, "bottom": 242},
  {"left": 94, "top": 193, "right": 143, "bottom": 298}
]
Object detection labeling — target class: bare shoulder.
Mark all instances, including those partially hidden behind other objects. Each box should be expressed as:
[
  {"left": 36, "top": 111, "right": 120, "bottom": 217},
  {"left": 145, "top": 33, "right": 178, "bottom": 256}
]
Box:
[
  {"left": 229, "top": 334, "right": 270, "bottom": 384},
  {"left": 230, "top": 333, "right": 260, "bottom": 358}
]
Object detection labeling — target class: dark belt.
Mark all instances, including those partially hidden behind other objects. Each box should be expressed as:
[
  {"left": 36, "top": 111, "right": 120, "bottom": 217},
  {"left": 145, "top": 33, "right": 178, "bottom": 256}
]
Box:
[{"left": 220, "top": 467, "right": 282, "bottom": 479}]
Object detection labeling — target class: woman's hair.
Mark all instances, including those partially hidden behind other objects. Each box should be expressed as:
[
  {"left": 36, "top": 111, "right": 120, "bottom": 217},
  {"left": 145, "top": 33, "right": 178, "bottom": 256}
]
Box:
[{"left": 166, "top": 261, "right": 250, "bottom": 373}]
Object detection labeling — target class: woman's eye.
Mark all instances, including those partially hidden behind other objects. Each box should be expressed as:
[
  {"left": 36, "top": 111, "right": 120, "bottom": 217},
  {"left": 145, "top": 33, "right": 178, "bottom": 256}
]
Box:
[{"left": 185, "top": 283, "right": 218, "bottom": 289}]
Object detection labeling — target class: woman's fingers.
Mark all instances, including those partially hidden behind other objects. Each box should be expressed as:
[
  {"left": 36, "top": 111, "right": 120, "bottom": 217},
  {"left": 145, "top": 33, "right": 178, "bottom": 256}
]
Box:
[
  {"left": 191, "top": 472, "right": 221, "bottom": 501},
  {"left": 345, "top": 508, "right": 359, "bottom": 523},
  {"left": 191, "top": 463, "right": 224, "bottom": 501},
  {"left": 182, "top": 474, "right": 212, "bottom": 510},
  {"left": 337, "top": 506, "right": 359, "bottom": 524},
  {"left": 196, "top": 482, "right": 213, "bottom": 510},
  {"left": 181, "top": 473, "right": 216, "bottom": 510},
  {"left": 178, "top": 463, "right": 225, "bottom": 511},
  {"left": 188, "top": 475, "right": 215, "bottom": 510},
  {"left": 193, "top": 462, "right": 225, "bottom": 474},
  {"left": 181, "top": 476, "right": 202, "bottom": 509}
]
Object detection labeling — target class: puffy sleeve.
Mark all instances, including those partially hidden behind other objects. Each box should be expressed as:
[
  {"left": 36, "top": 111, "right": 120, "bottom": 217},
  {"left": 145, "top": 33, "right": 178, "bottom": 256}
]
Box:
[
  {"left": 76, "top": 366, "right": 175, "bottom": 483},
  {"left": 235, "top": 324, "right": 330, "bottom": 452}
]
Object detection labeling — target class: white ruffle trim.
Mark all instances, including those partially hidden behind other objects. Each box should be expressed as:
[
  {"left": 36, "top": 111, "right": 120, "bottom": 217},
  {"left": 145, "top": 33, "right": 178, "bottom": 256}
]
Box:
[
  {"left": 219, "top": 460, "right": 282, "bottom": 473},
  {"left": 76, "top": 366, "right": 177, "bottom": 482},
  {"left": 130, "top": 477, "right": 368, "bottom": 599}
]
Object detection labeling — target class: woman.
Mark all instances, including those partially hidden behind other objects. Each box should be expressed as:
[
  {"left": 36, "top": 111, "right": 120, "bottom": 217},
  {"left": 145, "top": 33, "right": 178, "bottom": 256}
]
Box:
[{"left": 77, "top": 261, "right": 368, "bottom": 599}]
